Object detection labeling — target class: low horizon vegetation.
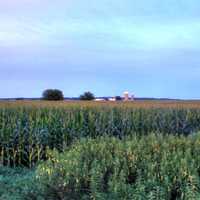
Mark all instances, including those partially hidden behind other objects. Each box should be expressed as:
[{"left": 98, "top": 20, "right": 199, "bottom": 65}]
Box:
[{"left": 42, "top": 89, "right": 96, "bottom": 101}]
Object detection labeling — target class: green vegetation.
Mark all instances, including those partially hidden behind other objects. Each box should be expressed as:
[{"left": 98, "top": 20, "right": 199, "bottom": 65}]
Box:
[
  {"left": 80, "top": 91, "right": 95, "bottom": 100},
  {"left": 0, "top": 167, "right": 40, "bottom": 200},
  {"left": 2, "top": 134, "right": 200, "bottom": 200},
  {"left": 1, "top": 104, "right": 200, "bottom": 167},
  {"left": 42, "top": 89, "right": 64, "bottom": 101},
  {"left": 37, "top": 134, "right": 200, "bottom": 199},
  {"left": 1, "top": 101, "right": 200, "bottom": 199}
]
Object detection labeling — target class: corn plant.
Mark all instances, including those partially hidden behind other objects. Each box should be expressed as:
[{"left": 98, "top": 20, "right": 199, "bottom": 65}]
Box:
[{"left": 0, "top": 101, "right": 200, "bottom": 167}]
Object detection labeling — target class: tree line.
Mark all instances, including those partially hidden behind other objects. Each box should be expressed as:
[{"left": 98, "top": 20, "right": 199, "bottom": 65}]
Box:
[{"left": 42, "top": 89, "right": 95, "bottom": 101}]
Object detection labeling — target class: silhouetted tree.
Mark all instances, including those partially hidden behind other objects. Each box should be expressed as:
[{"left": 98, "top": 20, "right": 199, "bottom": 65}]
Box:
[
  {"left": 115, "top": 96, "right": 122, "bottom": 101},
  {"left": 42, "top": 89, "right": 64, "bottom": 101},
  {"left": 80, "top": 91, "right": 95, "bottom": 101}
]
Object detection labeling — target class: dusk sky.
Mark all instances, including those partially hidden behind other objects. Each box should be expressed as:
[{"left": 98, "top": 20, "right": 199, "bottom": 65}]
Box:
[{"left": 1, "top": 1, "right": 200, "bottom": 99}]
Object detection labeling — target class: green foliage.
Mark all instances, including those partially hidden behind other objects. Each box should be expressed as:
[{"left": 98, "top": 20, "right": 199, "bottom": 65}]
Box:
[
  {"left": 1, "top": 104, "right": 200, "bottom": 167},
  {"left": 42, "top": 89, "right": 64, "bottom": 101},
  {"left": 0, "top": 167, "right": 42, "bottom": 200},
  {"left": 2, "top": 102, "right": 200, "bottom": 199},
  {"left": 37, "top": 134, "right": 200, "bottom": 200},
  {"left": 80, "top": 91, "right": 95, "bottom": 100}
]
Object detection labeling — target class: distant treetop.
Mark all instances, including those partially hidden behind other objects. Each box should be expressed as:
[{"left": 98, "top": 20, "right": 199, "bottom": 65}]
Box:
[
  {"left": 42, "top": 89, "right": 64, "bottom": 101},
  {"left": 80, "top": 91, "right": 95, "bottom": 101},
  {"left": 115, "top": 96, "right": 122, "bottom": 101}
]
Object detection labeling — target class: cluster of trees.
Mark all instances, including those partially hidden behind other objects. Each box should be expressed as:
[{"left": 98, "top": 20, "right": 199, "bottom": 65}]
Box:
[
  {"left": 42, "top": 89, "right": 64, "bottom": 101},
  {"left": 42, "top": 89, "right": 95, "bottom": 101},
  {"left": 79, "top": 91, "right": 95, "bottom": 101}
]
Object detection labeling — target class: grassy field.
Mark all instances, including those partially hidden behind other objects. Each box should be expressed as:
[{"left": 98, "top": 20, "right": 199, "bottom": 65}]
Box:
[{"left": 1, "top": 100, "right": 200, "bottom": 199}]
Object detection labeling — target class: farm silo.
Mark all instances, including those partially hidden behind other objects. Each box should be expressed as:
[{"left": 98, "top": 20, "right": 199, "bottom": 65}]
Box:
[{"left": 124, "top": 91, "right": 129, "bottom": 101}]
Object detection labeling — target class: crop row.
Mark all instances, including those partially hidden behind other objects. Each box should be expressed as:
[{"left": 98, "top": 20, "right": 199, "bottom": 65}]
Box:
[
  {"left": 37, "top": 134, "right": 200, "bottom": 199},
  {"left": 1, "top": 105, "right": 200, "bottom": 167}
]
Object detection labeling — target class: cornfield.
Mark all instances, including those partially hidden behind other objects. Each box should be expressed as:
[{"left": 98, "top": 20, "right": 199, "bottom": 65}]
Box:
[
  {"left": 1, "top": 100, "right": 200, "bottom": 167},
  {"left": 37, "top": 134, "right": 200, "bottom": 199}
]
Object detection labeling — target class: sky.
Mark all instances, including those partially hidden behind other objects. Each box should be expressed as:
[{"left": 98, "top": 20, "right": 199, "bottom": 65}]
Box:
[{"left": 1, "top": 0, "right": 200, "bottom": 99}]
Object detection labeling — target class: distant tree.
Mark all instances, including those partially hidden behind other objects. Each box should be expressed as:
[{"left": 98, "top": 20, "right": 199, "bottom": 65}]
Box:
[
  {"left": 15, "top": 97, "right": 25, "bottom": 101},
  {"left": 42, "top": 89, "right": 64, "bottom": 101},
  {"left": 115, "top": 96, "right": 122, "bottom": 101},
  {"left": 80, "top": 91, "right": 95, "bottom": 101}
]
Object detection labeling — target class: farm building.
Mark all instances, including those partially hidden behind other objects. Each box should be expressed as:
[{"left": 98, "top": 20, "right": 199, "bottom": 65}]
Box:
[{"left": 123, "top": 91, "right": 135, "bottom": 101}]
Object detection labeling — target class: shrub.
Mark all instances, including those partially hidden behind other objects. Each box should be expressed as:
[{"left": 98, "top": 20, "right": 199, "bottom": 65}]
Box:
[
  {"left": 80, "top": 91, "right": 95, "bottom": 101},
  {"left": 42, "top": 89, "right": 64, "bottom": 101},
  {"left": 37, "top": 135, "right": 200, "bottom": 199}
]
